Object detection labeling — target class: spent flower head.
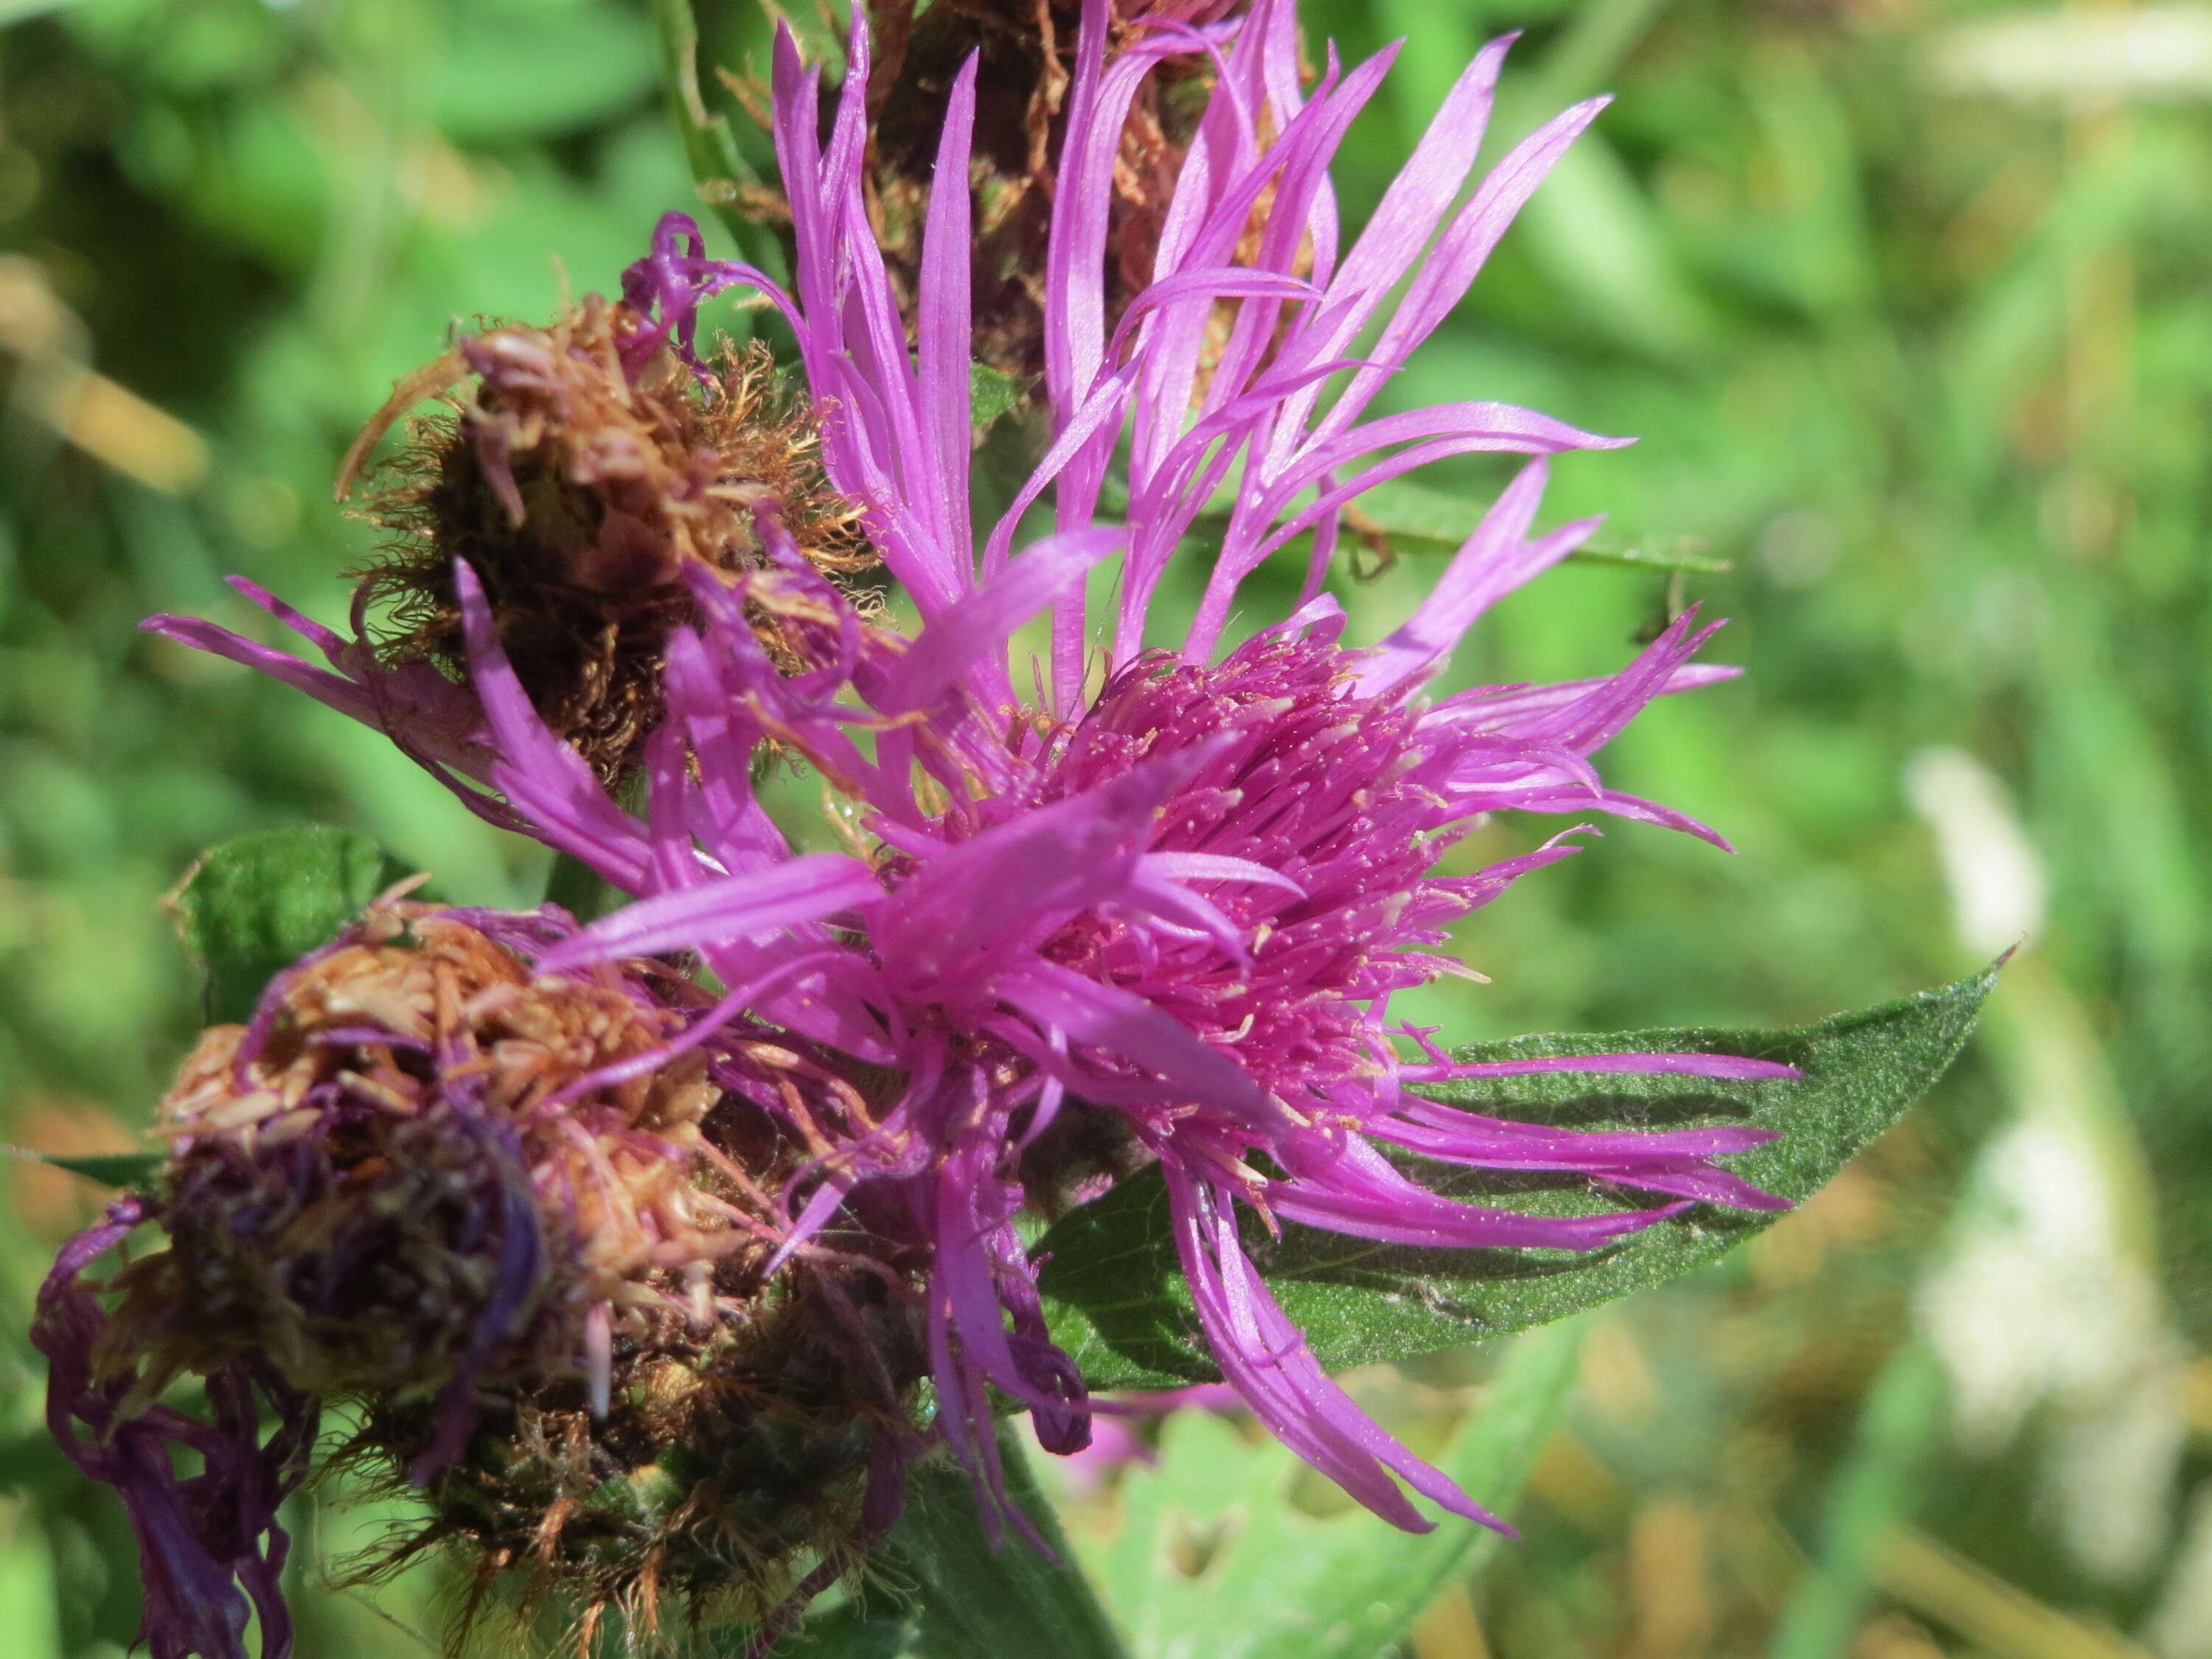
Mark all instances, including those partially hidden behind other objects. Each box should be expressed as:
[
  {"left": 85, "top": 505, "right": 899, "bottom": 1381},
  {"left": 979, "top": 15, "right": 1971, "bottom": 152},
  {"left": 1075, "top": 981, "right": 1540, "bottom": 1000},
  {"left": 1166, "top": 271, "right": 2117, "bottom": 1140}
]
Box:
[
  {"left": 745, "top": 0, "right": 1250, "bottom": 387},
  {"left": 38, "top": 894, "right": 928, "bottom": 1658},
  {"left": 153, "top": 280, "right": 869, "bottom": 792}
]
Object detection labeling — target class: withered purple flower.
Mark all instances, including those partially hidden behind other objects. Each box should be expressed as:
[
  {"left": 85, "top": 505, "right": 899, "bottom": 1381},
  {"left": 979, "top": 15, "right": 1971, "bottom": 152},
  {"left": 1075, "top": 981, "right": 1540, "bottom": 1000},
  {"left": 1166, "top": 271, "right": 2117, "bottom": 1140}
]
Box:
[
  {"left": 152, "top": 283, "right": 869, "bottom": 790},
  {"left": 38, "top": 895, "right": 927, "bottom": 1658}
]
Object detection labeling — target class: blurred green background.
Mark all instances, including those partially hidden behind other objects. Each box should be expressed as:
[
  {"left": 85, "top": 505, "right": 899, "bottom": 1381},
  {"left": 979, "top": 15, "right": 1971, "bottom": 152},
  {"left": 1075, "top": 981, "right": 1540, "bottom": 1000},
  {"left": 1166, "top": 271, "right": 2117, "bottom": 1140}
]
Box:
[{"left": 2, "top": 0, "right": 2208, "bottom": 1655}]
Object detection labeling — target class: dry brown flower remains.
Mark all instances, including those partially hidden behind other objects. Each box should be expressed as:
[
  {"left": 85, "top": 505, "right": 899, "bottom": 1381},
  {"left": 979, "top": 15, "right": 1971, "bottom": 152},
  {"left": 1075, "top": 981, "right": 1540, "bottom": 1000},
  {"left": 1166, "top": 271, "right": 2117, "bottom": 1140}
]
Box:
[
  {"left": 91, "top": 897, "right": 931, "bottom": 1647},
  {"left": 731, "top": 0, "right": 1248, "bottom": 389},
  {"left": 341, "top": 295, "right": 873, "bottom": 784},
  {"left": 97, "top": 901, "right": 738, "bottom": 1411}
]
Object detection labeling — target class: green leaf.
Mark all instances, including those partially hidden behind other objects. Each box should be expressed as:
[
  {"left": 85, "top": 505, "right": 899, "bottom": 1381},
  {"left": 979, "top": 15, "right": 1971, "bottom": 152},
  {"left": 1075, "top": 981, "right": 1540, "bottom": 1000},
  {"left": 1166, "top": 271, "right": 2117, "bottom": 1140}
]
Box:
[
  {"left": 1562, "top": 532, "right": 1733, "bottom": 573},
  {"left": 970, "top": 362, "right": 1032, "bottom": 434},
  {"left": 879, "top": 1423, "right": 1130, "bottom": 1659},
  {"left": 173, "top": 825, "right": 410, "bottom": 1025},
  {"left": 429, "top": 5, "right": 660, "bottom": 143},
  {"left": 19, "top": 1151, "right": 164, "bottom": 1192},
  {"left": 1349, "top": 479, "right": 1732, "bottom": 573},
  {"left": 543, "top": 848, "right": 627, "bottom": 925},
  {"left": 1078, "top": 1320, "right": 1584, "bottom": 1659},
  {"left": 1037, "top": 965, "right": 1997, "bottom": 1390}
]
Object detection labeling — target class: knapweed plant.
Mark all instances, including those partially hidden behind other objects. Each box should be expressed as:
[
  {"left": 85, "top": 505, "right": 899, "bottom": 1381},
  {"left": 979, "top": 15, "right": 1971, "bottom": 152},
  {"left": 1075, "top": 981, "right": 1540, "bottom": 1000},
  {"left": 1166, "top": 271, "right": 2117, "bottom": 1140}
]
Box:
[{"left": 27, "top": 2, "right": 1992, "bottom": 1656}]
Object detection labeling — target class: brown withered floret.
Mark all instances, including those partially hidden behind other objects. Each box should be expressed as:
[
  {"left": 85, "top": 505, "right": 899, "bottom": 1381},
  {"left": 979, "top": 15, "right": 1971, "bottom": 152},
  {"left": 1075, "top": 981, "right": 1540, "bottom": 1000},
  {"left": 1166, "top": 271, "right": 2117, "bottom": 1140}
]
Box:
[
  {"left": 97, "top": 894, "right": 935, "bottom": 1650},
  {"left": 343, "top": 296, "right": 873, "bottom": 783},
  {"left": 350, "top": 1265, "right": 928, "bottom": 1653},
  {"left": 95, "top": 901, "right": 742, "bottom": 1413},
  {"left": 734, "top": 0, "right": 1248, "bottom": 389}
]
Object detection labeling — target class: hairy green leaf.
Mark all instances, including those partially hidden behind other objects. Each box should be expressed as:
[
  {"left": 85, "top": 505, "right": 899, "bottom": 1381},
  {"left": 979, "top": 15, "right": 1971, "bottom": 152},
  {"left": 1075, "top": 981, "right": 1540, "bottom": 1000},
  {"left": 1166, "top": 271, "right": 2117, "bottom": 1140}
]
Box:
[
  {"left": 1079, "top": 1320, "right": 1584, "bottom": 1659},
  {"left": 970, "top": 362, "right": 1032, "bottom": 434},
  {"left": 883, "top": 1424, "right": 1130, "bottom": 1659},
  {"left": 173, "top": 824, "right": 409, "bottom": 1025},
  {"left": 1281, "top": 479, "right": 1731, "bottom": 573},
  {"left": 22, "top": 1151, "right": 164, "bottom": 1192},
  {"left": 1037, "top": 966, "right": 1997, "bottom": 1390}
]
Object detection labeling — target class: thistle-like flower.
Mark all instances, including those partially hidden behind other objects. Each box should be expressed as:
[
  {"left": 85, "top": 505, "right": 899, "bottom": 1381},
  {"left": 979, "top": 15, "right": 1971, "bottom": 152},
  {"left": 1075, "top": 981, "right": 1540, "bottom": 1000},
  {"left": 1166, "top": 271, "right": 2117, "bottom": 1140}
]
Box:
[
  {"left": 38, "top": 896, "right": 927, "bottom": 1659},
  {"left": 139, "top": 0, "right": 1795, "bottom": 1565},
  {"left": 351, "top": 0, "right": 1795, "bottom": 1537}
]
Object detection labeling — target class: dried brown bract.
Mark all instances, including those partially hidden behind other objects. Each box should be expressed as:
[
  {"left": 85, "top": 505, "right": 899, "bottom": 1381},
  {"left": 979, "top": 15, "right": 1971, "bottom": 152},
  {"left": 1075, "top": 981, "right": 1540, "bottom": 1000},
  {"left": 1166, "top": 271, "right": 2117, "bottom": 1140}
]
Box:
[
  {"left": 344, "top": 297, "right": 873, "bottom": 783},
  {"left": 734, "top": 0, "right": 1248, "bottom": 388},
  {"left": 86, "top": 892, "right": 933, "bottom": 1649},
  {"left": 352, "top": 1265, "right": 926, "bottom": 1652}
]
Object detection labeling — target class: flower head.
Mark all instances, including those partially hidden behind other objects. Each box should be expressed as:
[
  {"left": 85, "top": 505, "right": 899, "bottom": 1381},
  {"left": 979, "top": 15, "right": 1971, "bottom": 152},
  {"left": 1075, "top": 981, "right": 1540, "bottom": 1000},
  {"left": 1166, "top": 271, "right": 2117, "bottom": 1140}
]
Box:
[
  {"left": 419, "top": 0, "right": 1797, "bottom": 1537},
  {"left": 145, "top": 0, "right": 1793, "bottom": 1559},
  {"left": 38, "top": 895, "right": 928, "bottom": 1657},
  {"left": 150, "top": 279, "right": 869, "bottom": 791},
  {"left": 741, "top": 0, "right": 1248, "bottom": 387}
]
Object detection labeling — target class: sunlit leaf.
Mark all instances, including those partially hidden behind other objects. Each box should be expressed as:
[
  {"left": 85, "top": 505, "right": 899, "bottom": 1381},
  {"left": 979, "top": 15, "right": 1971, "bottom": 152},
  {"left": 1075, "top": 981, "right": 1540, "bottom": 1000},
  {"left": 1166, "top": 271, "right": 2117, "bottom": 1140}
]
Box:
[
  {"left": 171, "top": 824, "right": 408, "bottom": 1025},
  {"left": 1353, "top": 479, "right": 1731, "bottom": 573},
  {"left": 970, "top": 362, "right": 1032, "bottom": 434},
  {"left": 430, "top": 4, "right": 660, "bottom": 142},
  {"left": 1079, "top": 1320, "right": 1584, "bottom": 1659}
]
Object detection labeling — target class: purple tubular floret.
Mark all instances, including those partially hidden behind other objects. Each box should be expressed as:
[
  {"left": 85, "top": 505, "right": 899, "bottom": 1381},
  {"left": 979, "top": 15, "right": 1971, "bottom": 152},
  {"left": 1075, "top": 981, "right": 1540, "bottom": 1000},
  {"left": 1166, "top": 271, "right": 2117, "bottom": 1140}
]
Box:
[{"left": 35, "top": 1200, "right": 316, "bottom": 1659}]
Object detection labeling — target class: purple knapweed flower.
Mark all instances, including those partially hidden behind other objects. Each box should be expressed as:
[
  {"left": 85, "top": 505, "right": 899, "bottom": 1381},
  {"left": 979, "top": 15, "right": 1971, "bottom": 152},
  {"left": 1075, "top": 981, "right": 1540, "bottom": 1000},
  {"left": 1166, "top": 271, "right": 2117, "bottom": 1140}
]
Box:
[
  {"left": 150, "top": 0, "right": 1795, "bottom": 1542},
  {"left": 470, "top": 0, "right": 1792, "bottom": 1534}
]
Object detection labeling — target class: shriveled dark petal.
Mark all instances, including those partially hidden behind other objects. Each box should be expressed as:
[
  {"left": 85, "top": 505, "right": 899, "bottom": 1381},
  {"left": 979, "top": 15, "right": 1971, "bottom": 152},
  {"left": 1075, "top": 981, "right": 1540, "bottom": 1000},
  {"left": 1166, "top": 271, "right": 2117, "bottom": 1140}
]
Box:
[{"left": 35, "top": 1200, "right": 316, "bottom": 1659}]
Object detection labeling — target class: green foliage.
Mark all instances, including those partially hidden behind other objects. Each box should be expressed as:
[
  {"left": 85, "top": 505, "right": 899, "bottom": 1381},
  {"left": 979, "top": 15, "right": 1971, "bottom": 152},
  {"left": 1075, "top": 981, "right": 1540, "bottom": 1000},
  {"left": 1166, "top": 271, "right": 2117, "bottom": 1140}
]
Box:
[
  {"left": 1039, "top": 966, "right": 1995, "bottom": 1390},
  {"left": 793, "top": 1329, "right": 1583, "bottom": 1659},
  {"left": 879, "top": 1427, "right": 1131, "bottom": 1659},
  {"left": 1354, "top": 479, "right": 1733, "bottom": 573},
  {"left": 969, "top": 362, "right": 1032, "bottom": 434},
  {"left": 170, "top": 823, "right": 406, "bottom": 1023},
  {"left": 1083, "top": 1321, "right": 1585, "bottom": 1659},
  {"left": 24, "top": 1150, "right": 161, "bottom": 1191}
]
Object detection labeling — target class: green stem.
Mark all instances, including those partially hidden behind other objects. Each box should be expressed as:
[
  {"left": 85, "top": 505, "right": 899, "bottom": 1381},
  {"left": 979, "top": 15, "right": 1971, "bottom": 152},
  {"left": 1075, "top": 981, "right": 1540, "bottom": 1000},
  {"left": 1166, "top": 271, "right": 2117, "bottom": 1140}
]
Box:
[
  {"left": 880, "top": 1425, "right": 1132, "bottom": 1659},
  {"left": 542, "top": 849, "right": 622, "bottom": 924},
  {"left": 650, "top": 0, "right": 787, "bottom": 271}
]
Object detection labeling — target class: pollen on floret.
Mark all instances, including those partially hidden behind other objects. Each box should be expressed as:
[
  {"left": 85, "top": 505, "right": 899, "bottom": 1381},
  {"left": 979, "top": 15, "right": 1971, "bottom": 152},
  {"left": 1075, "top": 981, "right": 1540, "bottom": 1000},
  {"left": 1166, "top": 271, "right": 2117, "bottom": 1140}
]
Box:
[{"left": 341, "top": 293, "right": 872, "bottom": 782}]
